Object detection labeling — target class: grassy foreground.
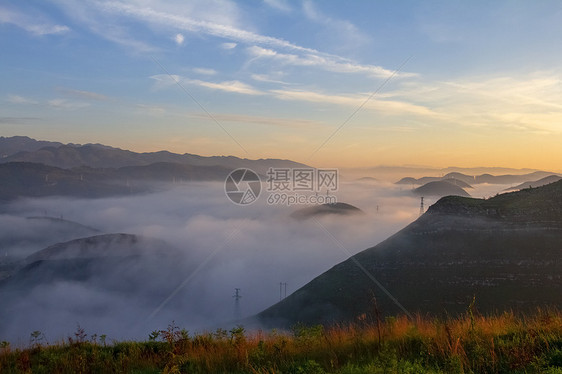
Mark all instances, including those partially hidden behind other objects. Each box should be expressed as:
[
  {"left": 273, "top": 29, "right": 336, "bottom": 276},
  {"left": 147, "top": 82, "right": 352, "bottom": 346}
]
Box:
[{"left": 1, "top": 309, "right": 561, "bottom": 373}]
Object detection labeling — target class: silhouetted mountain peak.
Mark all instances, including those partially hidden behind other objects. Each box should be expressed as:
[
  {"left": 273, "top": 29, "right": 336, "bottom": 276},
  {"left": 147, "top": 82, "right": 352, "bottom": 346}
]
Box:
[
  {"left": 414, "top": 180, "right": 470, "bottom": 197},
  {"left": 290, "top": 202, "right": 364, "bottom": 220}
]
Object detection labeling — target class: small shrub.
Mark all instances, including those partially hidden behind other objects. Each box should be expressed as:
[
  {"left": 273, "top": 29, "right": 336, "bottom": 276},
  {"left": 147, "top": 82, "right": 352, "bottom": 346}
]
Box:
[{"left": 287, "top": 359, "right": 326, "bottom": 374}]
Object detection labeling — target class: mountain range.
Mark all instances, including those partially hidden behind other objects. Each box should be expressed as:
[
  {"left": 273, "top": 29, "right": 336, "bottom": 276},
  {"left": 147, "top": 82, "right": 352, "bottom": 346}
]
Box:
[
  {"left": 0, "top": 136, "right": 307, "bottom": 174},
  {"left": 0, "top": 136, "right": 309, "bottom": 201},
  {"left": 396, "top": 171, "right": 557, "bottom": 186}
]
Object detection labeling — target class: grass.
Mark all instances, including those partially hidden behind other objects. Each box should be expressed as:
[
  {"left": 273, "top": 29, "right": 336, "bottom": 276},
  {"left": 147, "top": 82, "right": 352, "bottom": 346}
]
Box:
[{"left": 1, "top": 309, "right": 561, "bottom": 373}]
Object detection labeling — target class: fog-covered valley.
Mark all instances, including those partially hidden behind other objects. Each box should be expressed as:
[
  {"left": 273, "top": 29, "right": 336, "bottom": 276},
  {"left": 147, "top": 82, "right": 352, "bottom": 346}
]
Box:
[{"left": 0, "top": 179, "right": 446, "bottom": 344}]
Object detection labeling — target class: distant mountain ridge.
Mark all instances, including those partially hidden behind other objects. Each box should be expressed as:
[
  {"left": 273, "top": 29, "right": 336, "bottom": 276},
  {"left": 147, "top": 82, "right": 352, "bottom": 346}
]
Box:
[
  {"left": 0, "top": 136, "right": 64, "bottom": 157},
  {"left": 0, "top": 161, "right": 235, "bottom": 201},
  {"left": 0, "top": 136, "right": 315, "bottom": 201},
  {"left": 396, "top": 171, "right": 555, "bottom": 185},
  {"left": 257, "top": 180, "right": 562, "bottom": 327},
  {"left": 503, "top": 175, "right": 562, "bottom": 192},
  {"left": 0, "top": 162, "right": 135, "bottom": 201},
  {"left": 0, "top": 136, "right": 308, "bottom": 174}
]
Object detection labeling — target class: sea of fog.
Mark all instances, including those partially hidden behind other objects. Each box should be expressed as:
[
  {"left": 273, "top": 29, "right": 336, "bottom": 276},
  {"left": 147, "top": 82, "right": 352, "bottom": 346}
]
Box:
[{"left": 0, "top": 180, "right": 510, "bottom": 344}]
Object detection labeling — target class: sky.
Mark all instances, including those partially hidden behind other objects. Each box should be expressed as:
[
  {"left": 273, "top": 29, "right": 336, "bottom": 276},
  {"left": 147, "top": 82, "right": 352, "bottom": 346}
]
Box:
[{"left": 1, "top": 0, "right": 562, "bottom": 170}]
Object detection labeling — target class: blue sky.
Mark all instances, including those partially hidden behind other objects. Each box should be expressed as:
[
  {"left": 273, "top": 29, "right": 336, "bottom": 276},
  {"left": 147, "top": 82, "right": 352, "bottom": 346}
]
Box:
[{"left": 1, "top": 0, "right": 562, "bottom": 169}]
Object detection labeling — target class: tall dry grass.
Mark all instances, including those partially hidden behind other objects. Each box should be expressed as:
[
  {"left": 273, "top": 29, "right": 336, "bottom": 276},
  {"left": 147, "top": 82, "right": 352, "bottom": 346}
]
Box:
[{"left": 1, "top": 308, "right": 561, "bottom": 373}]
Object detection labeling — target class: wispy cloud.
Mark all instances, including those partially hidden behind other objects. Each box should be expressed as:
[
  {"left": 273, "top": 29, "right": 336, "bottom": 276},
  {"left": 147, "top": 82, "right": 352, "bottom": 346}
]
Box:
[
  {"left": 150, "top": 72, "right": 429, "bottom": 114},
  {"left": 57, "top": 88, "right": 109, "bottom": 101},
  {"left": 150, "top": 74, "right": 181, "bottom": 88},
  {"left": 220, "top": 42, "right": 237, "bottom": 50},
  {"left": 0, "top": 116, "right": 39, "bottom": 124},
  {"left": 251, "top": 73, "right": 292, "bottom": 85},
  {"left": 136, "top": 103, "right": 166, "bottom": 115},
  {"left": 247, "top": 46, "right": 415, "bottom": 78},
  {"left": 448, "top": 74, "right": 562, "bottom": 133},
  {"left": 174, "top": 33, "right": 185, "bottom": 46},
  {"left": 191, "top": 79, "right": 262, "bottom": 95},
  {"left": 48, "top": 1, "right": 154, "bottom": 52},
  {"left": 270, "top": 88, "right": 438, "bottom": 117},
  {"left": 53, "top": 1, "right": 409, "bottom": 80},
  {"left": 0, "top": 6, "right": 69, "bottom": 36},
  {"left": 263, "top": 0, "right": 292, "bottom": 13},
  {"left": 377, "top": 71, "right": 562, "bottom": 134},
  {"left": 150, "top": 74, "right": 263, "bottom": 95},
  {"left": 193, "top": 67, "right": 217, "bottom": 76},
  {"left": 188, "top": 112, "right": 322, "bottom": 129},
  {"left": 7, "top": 95, "right": 38, "bottom": 105},
  {"left": 97, "top": 1, "right": 315, "bottom": 53},
  {"left": 302, "top": 0, "right": 369, "bottom": 48},
  {"left": 48, "top": 98, "right": 90, "bottom": 110},
  {"left": 8, "top": 91, "right": 105, "bottom": 109}
]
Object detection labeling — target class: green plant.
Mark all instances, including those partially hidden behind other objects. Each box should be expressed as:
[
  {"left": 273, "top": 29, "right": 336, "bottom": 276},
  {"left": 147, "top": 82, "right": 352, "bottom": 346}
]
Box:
[
  {"left": 29, "top": 330, "right": 46, "bottom": 347},
  {"left": 229, "top": 325, "right": 246, "bottom": 345}
]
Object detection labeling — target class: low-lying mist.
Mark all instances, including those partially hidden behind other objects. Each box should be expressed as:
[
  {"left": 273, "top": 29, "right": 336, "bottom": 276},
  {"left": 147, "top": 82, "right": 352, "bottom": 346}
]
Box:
[{"left": 0, "top": 180, "right": 509, "bottom": 344}]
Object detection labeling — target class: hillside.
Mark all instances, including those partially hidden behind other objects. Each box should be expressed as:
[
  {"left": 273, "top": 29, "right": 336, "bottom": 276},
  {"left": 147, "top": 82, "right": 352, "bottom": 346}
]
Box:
[
  {"left": 257, "top": 180, "right": 562, "bottom": 327},
  {"left": 0, "top": 233, "right": 192, "bottom": 340},
  {"left": 1, "top": 233, "right": 181, "bottom": 284},
  {"left": 22, "top": 233, "right": 170, "bottom": 264},
  {"left": 0, "top": 216, "right": 100, "bottom": 278}
]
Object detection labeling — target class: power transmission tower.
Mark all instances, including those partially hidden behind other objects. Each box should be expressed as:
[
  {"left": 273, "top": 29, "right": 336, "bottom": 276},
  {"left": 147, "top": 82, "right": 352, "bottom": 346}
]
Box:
[
  {"left": 419, "top": 196, "right": 424, "bottom": 216},
  {"left": 233, "top": 288, "right": 241, "bottom": 321},
  {"left": 279, "top": 282, "right": 287, "bottom": 301}
]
